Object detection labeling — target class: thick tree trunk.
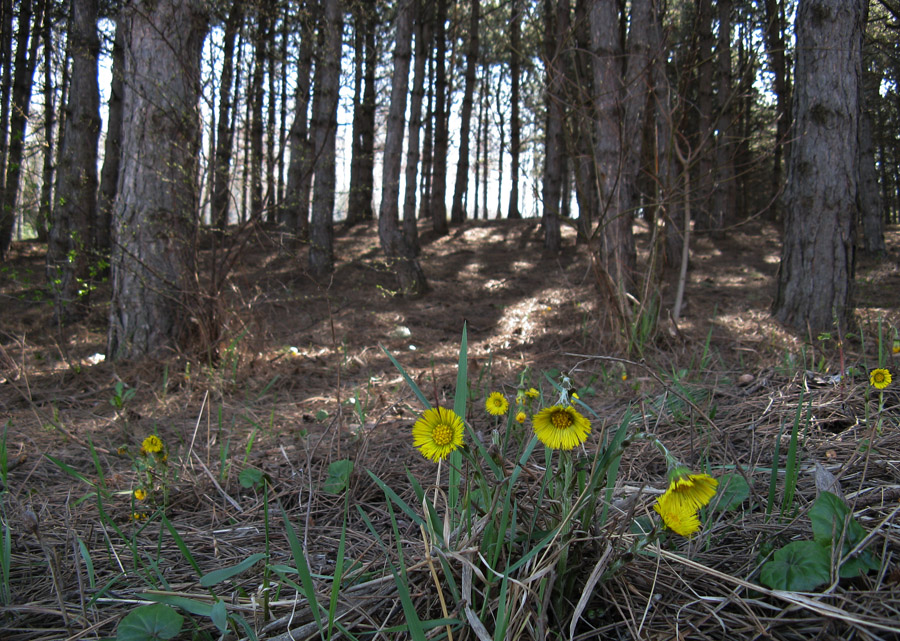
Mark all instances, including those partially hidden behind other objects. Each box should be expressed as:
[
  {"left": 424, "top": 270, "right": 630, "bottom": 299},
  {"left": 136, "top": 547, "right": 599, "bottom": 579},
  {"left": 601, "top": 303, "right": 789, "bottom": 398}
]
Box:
[
  {"left": 282, "top": 0, "right": 315, "bottom": 239},
  {"left": 96, "top": 11, "right": 125, "bottom": 252},
  {"left": 429, "top": 0, "right": 449, "bottom": 233},
  {"left": 211, "top": 0, "right": 242, "bottom": 231},
  {"left": 0, "top": 0, "right": 15, "bottom": 200},
  {"left": 346, "top": 3, "right": 367, "bottom": 227},
  {"left": 47, "top": 0, "right": 101, "bottom": 323},
  {"left": 570, "top": 0, "right": 597, "bottom": 242},
  {"left": 764, "top": 0, "right": 791, "bottom": 202},
  {"left": 773, "top": 0, "right": 863, "bottom": 333},
  {"left": 507, "top": 0, "right": 521, "bottom": 220},
  {"left": 694, "top": 0, "right": 715, "bottom": 231},
  {"left": 402, "top": 0, "right": 431, "bottom": 253},
  {"left": 449, "top": 0, "right": 479, "bottom": 225},
  {"left": 307, "top": 0, "right": 342, "bottom": 278},
  {"left": 0, "top": 0, "right": 44, "bottom": 259},
  {"left": 248, "top": 0, "right": 269, "bottom": 222},
  {"left": 346, "top": 1, "right": 377, "bottom": 226},
  {"left": 712, "top": 0, "right": 736, "bottom": 229},
  {"left": 542, "top": 0, "right": 568, "bottom": 252},
  {"left": 379, "top": 0, "right": 427, "bottom": 295},
  {"left": 859, "top": 24, "right": 884, "bottom": 256},
  {"left": 107, "top": 0, "right": 209, "bottom": 360}
]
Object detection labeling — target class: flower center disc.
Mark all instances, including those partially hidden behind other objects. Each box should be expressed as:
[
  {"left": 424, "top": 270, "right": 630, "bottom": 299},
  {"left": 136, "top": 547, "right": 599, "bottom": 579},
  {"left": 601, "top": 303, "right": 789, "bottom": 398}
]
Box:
[
  {"left": 551, "top": 411, "right": 572, "bottom": 431},
  {"left": 432, "top": 423, "right": 453, "bottom": 446},
  {"left": 875, "top": 372, "right": 885, "bottom": 384}
]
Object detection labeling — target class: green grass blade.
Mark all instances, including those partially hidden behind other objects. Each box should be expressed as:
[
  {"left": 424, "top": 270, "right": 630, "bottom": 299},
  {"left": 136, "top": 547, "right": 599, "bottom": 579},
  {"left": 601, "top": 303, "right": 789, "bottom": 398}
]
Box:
[
  {"left": 781, "top": 392, "right": 804, "bottom": 517},
  {"left": 381, "top": 345, "right": 432, "bottom": 409},
  {"left": 161, "top": 515, "right": 203, "bottom": 578},
  {"left": 278, "top": 502, "right": 325, "bottom": 635},
  {"left": 367, "top": 471, "right": 427, "bottom": 528},
  {"left": 327, "top": 496, "right": 350, "bottom": 639},
  {"left": 199, "top": 553, "right": 267, "bottom": 588},
  {"left": 77, "top": 537, "right": 95, "bottom": 590}
]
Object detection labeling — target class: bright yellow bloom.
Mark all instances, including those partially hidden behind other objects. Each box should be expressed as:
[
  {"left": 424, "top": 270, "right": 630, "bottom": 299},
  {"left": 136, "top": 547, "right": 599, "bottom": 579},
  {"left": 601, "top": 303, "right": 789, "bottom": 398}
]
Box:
[
  {"left": 485, "top": 392, "right": 509, "bottom": 416},
  {"left": 525, "top": 388, "right": 539, "bottom": 399},
  {"left": 870, "top": 368, "right": 892, "bottom": 389},
  {"left": 666, "top": 469, "right": 718, "bottom": 511},
  {"left": 893, "top": 340, "right": 900, "bottom": 355},
  {"left": 133, "top": 488, "right": 147, "bottom": 501},
  {"left": 515, "top": 411, "right": 527, "bottom": 424},
  {"left": 532, "top": 405, "right": 591, "bottom": 450},
  {"left": 412, "top": 407, "right": 465, "bottom": 462},
  {"left": 621, "top": 373, "right": 628, "bottom": 381},
  {"left": 653, "top": 491, "right": 701, "bottom": 537},
  {"left": 141, "top": 435, "right": 164, "bottom": 454}
]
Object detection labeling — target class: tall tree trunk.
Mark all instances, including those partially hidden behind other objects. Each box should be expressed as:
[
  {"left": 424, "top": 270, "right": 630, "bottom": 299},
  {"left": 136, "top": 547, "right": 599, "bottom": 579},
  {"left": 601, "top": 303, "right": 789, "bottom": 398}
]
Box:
[
  {"left": 859, "top": 14, "right": 884, "bottom": 256},
  {"left": 481, "top": 65, "right": 488, "bottom": 220},
  {"left": 36, "top": 10, "right": 53, "bottom": 243},
  {"left": 0, "top": 0, "right": 44, "bottom": 259},
  {"left": 429, "top": 0, "right": 449, "bottom": 233},
  {"left": 507, "top": 0, "right": 521, "bottom": 220},
  {"left": 542, "top": 0, "right": 567, "bottom": 252},
  {"left": 693, "top": 0, "right": 715, "bottom": 231},
  {"left": 96, "top": 11, "right": 125, "bottom": 253},
  {"left": 419, "top": 47, "right": 434, "bottom": 221},
  {"left": 590, "top": 0, "right": 650, "bottom": 295},
  {"left": 211, "top": 0, "right": 243, "bottom": 231},
  {"left": 496, "top": 65, "right": 504, "bottom": 219},
  {"left": 402, "top": 0, "right": 431, "bottom": 254},
  {"left": 282, "top": 0, "right": 314, "bottom": 239},
  {"left": 265, "top": 5, "right": 277, "bottom": 221},
  {"left": 570, "top": 0, "right": 597, "bottom": 241},
  {"left": 773, "top": 0, "right": 863, "bottom": 333},
  {"left": 712, "top": 0, "right": 735, "bottom": 230},
  {"left": 248, "top": 0, "right": 269, "bottom": 221},
  {"left": 0, "top": 0, "right": 15, "bottom": 195},
  {"left": 307, "top": 0, "right": 342, "bottom": 278},
  {"left": 379, "top": 0, "right": 427, "bottom": 295},
  {"left": 764, "top": 0, "right": 791, "bottom": 203},
  {"left": 346, "top": 1, "right": 377, "bottom": 226},
  {"left": 107, "top": 0, "right": 209, "bottom": 360},
  {"left": 449, "top": 0, "right": 479, "bottom": 225},
  {"left": 47, "top": 0, "right": 101, "bottom": 323}
]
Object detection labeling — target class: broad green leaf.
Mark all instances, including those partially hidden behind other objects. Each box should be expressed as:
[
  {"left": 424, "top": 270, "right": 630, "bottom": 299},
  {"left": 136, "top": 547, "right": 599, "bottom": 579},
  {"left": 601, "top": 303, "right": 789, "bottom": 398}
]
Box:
[
  {"left": 810, "top": 492, "right": 865, "bottom": 548},
  {"left": 200, "top": 553, "right": 267, "bottom": 587},
  {"left": 238, "top": 467, "right": 264, "bottom": 488},
  {"left": 759, "top": 541, "right": 830, "bottom": 592},
  {"left": 323, "top": 459, "right": 353, "bottom": 494},
  {"left": 712, "top": 473, "right": 750, "bottom": 511},
  {"left": 116, "top": 604, "right": 183, "bottom": 641},
  {"left": 138, "top": 593, "right": 213, "bottom": 618}
]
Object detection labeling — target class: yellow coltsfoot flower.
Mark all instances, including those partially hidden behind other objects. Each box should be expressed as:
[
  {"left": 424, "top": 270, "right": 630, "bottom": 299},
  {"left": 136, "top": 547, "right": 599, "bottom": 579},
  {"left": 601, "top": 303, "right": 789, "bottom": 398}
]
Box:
[
  {"left": 653, "top": 491, "right": 702, "bottom": 537},
  {"left": 870, "top": 368, "right": 892, "bottom": 389},
  {"left": 532, "top": 405, "right": 591, "bottom": 450},
  {"left": 412, "top": 407, "right": 465, "bottom": 462},
  {"left": 666, "top": 467, "right": 719, "bottom": 511},
  {"left": 485, "top": 392, "right": 509, "bottom": 416},
  {"left": 141, "top": 435, "right": 164, "bottom": 454}
]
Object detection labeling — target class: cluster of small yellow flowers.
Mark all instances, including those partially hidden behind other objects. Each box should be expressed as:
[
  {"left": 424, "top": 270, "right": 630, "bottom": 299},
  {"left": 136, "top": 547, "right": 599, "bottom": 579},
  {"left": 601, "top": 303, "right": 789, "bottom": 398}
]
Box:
[
  {"left": 653, "top": 469, "right": 718, "bottom": 538},
  {"left": 133, "top": 488, "right": 147, "bottom": 501},
  {"left": 141, "top": 435, "right": 164, "bottom": 455},
  {"left": 131, "top": 512, "right": 148, "bottom": 521},
  {"left": 869, "top": 368, "right": 892, "bottom": 390},
  {"left": 515, "top": 411, "right": 527, "bottom": 424}
]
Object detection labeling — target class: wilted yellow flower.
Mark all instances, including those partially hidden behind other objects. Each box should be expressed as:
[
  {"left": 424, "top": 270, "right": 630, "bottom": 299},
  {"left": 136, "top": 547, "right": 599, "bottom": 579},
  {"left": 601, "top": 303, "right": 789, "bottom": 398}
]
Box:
[
  {"left": 532, "top": 405, "right": 591, "bottom": 450},
  {"left": 515, "top": 411, "right": 527, "bottom": 424},
  {"left": 665, "top": 469, "right": 718, "bottom": 511},
  {"left": 525, "top": 388, "right": 540, "bottom": 399},
  {"left": 893, "top": 340, "right": 900, "bottom": 355},
  {"left": 141, "top": 435, "right": 164, "bottom": 454},
  {"left": 485, "top": 392, "right": 509, "bottom": 416},
  {"left": 133, "top": 488, "right": 147, "bottom": 501},
  {"left": 412, "top": 407, "right": 465, "bottom": 462},
  {"left": 870, "top": 368, "right": 892, "bottom": 389},
  {"left": 653, "top": 491, "right": 701, "bottom": 537},
  {"left": 131, "top": 512, "right": 148, "bottom": 521}
]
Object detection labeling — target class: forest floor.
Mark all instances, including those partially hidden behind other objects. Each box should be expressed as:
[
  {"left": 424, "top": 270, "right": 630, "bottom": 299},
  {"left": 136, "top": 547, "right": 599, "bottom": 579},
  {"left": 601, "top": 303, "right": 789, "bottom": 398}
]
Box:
[{"left": 1, "top": 217, "right": 900, "bottom": 640}]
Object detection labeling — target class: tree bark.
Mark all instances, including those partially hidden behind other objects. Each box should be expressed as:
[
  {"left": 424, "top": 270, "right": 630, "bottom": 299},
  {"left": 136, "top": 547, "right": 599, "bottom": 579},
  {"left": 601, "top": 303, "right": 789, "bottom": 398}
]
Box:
[
  {"left": 107, "top": 0, "right": 209, "bottom": 359},
  {"left": 346, "top": 1, "right": 377, "bottom": 226},
  {"left": 282, "top": 0, "right": 315, "bottom": 239},
  {"left": 36, "top": 9, "right": 54, "bottom": 243},
  {"left": 507, "top": 0, "right": 521, "bottom": 220},
  {"left": 712, "top": 0, "right": 736, "bottom": 230},
  {"left": 542, "top": 0, "right": 568, "bottom": 252},
  {"left": 429, "top": 0, "right": 449, "bottom": 233},
  {"left": 449, "top": 0, "right": 479, "bottom": 225},
  {"left": 307, "top": 0, "right": 342, "bottom": 278},
  {"left": 773, "top": 0, "right": 863, "bottom": 333},
  {"left": 47, "top": 0, "right": 101, "bottom": 323},
  {"left": 211, "top": 0, "right": 242, "bottom": 231},
  {"left": 248, "top": 0, "right": 269, "bottom": 222},
  {"left": 379, "top": 0, "right": 427, "bottom": 295},
  {"left": 0, "top": 0, "right": 44, "bottom": 259},
  {"left": 96, "top": 11, "right": 125, "bottom": 253},
  {"left": 402, "top": 0, "right": 431, "bottom": 253},
  {"left": 859, "top": 16, "right": 884, "bottom": 256},
  {"left": 763, "top": 0, "right": 791, "bottom": 202}
]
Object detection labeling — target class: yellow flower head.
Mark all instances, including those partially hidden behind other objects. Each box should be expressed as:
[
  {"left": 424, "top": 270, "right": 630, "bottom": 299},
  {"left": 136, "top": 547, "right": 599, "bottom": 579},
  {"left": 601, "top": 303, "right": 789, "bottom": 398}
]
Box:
[
  {"left": 893, "top": 340, "right": 900, "bottom": 355},
  {"left": 525, "top": 388, "right": 540, "bottom": 400},
  {"left": 532, "top": 405, "right": 591, "bottom": 450},
  {"left": 485, "top": 392, "right": 509, "bottom": 416},
  {"left": 131, "top": 512, "right": 148, "bottom": 521},
  {"left": 666, "top": 468, "right": 719, "bottom": 511},
  {"left": 653, "top": 491, "right": 701, "bottom": 537},
  {"left": 621, "top": 373, "right": 628, "bottom": 381},
  {"left": 412, "top": 407, "right": 465, "bottom": 462},
  {"left": 141, "top": 435, "right": 164, "bottom": 454},
  {"left": 133, "top": 488, "right": 147, "bottom": 501},
  {"left": 515, "top": 411, "right": 527, "bottom": 424},
  {"left": 870, "top": 368, "right": 892, "bottom": 390}
]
